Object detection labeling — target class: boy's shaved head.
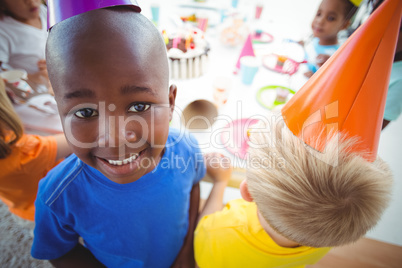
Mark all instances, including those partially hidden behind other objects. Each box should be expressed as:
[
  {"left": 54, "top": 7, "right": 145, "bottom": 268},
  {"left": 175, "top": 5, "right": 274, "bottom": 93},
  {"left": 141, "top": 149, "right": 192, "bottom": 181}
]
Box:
[{"left": 46, "top": 7, "right": 169, "bottom": 98}]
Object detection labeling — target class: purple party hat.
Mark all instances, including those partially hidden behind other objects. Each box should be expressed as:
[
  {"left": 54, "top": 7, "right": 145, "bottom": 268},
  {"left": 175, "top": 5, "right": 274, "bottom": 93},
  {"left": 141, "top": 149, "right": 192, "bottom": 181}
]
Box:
[{"left": 47, "top": 0, "right": 141, "bottom": 30}]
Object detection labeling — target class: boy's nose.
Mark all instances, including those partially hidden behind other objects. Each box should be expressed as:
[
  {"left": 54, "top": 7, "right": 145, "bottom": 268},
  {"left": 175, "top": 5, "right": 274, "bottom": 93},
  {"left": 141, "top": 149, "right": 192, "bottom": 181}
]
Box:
[
  {"left": 99, "top": 120, "right": 139, "bottom": 147},
  {"left": 124, "top": 130, "right": 137, "bottom": 143}
]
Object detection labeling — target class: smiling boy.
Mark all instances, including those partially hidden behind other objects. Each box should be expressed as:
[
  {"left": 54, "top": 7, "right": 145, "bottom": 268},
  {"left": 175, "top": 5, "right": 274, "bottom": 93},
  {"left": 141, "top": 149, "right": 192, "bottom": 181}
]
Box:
[{"left": 31, "top": 3, "right": 205, "bottom": 267}]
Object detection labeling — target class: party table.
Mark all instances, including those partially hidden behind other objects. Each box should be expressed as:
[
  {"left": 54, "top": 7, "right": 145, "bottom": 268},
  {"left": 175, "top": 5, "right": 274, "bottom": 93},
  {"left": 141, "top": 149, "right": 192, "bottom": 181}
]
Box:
[{"left": 161, "top": 1, "right": 311, "bottom": 188}]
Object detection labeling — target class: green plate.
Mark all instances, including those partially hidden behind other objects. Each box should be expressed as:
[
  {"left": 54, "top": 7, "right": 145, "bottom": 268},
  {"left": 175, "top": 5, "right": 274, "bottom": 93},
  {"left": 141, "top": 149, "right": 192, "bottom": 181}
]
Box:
[{"left": 256, "top": 85, "right": 295, "bottom": 110}]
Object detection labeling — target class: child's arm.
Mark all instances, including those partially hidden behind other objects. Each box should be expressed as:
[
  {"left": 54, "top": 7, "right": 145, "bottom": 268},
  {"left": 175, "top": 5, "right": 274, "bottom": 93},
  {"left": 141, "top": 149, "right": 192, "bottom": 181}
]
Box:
[
  {"left": 305, "top": 54, "right": 331, "bottom": 78},
  {"left": 49, "top": 244, "right": 106, "bottom": 268},
  {"left": 198, "top": 153, "right": 232, "bottom": 222},
  {"left": 316, "top": 54, "right": 331, "bottom": 68},
  {"left": 28, "top": 59, "right": 48, "bottom": 81},
  {"left": 53, "top": 133, "right": 72, "bottom": 161},
  {"left": 171, "top": 182, "right": 200, "bottom": 268}
]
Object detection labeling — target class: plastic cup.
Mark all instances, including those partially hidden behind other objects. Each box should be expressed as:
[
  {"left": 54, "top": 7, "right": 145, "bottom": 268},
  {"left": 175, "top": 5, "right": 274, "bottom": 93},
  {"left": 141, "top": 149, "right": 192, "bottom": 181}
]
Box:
[
  {"left": 240, "top": 56, "right": 260, "bottom": 85},
  {"left": 220, "top": 9, "right": 227, "bottom": 23},
  {"left": 0, "top": 69, "right": 34, "bottom": 102},
  {"left": 213, "top": 76, "right": 232, "bottom": 108},
  {"left": 0, "top": 69, "right": 27, "bottom": 83},
  {"left": 255, "top": 4, "right": 263, "bottom": 19},
  {"left": 150, "top": 4, "right": 160, "bottom": 26},
  {"left": 231, "top": 0, "right": 239, "bottom": 8},
  {"left": 0, "top": 69, "right": 33, "bottom": 93}
]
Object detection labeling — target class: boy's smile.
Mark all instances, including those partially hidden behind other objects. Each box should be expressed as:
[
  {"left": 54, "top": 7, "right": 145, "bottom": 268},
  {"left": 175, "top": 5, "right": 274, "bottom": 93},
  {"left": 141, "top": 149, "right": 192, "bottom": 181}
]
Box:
[
  {"left": 47, "top": 8, "right": 175, "bottom": 184},
  {"left": 96, "top": 147, "right": 150, "bottom": 179}
]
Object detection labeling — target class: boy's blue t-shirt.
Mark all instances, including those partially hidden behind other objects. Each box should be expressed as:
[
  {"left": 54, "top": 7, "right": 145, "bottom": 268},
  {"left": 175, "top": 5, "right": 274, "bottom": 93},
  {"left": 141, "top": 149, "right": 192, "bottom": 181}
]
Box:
[{"left": 31, "top": 128, "right": 206, "bottom": 268}]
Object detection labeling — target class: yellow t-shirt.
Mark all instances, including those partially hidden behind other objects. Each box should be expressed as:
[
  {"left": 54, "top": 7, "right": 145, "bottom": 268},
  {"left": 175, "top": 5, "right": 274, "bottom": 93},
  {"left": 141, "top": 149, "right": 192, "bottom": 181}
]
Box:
[{"left": 194, "top": 199, "right": 330, "bottom": 268}]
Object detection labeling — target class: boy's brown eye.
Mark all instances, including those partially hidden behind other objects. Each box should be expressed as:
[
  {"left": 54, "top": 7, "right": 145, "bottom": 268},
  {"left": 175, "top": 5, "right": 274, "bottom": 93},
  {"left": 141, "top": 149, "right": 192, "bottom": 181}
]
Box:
[
  {"left": 128, "top": 103, "right": 150, "bottom": 113},
  {"left": 75, "top": 108, "right": 98, "bottom": 118}
]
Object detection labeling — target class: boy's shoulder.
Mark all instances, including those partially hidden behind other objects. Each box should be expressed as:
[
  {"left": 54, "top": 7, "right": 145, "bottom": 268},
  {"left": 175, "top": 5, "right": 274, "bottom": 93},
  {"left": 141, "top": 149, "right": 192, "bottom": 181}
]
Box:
[
  {"left": 198, "top": 199, "right": 254, "bottom": 231},
  {"left": 36, "top": 154, "right": 86, "bottom": 206},
  {"left": 168, "top": 127, "right": 193, "bottom": 141},
  {"left": 167, "top": 127, "right": 201, "bottom": 154}
]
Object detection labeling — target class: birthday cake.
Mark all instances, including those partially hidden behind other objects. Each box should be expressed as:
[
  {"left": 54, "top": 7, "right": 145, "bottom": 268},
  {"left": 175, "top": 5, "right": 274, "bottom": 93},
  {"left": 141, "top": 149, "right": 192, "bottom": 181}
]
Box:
[{"left": 163, "top": 27, "right": 210, "bottom": 79}]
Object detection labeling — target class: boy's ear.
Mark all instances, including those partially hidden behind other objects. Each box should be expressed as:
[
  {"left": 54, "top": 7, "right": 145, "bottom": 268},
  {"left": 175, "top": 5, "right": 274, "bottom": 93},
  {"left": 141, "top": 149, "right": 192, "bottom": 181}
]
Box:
[
  {"left": 240, "top": 180, "right": 253, "bottom": 202},
  {"left": 168, "top": 84, "right": 177, "bottom": 122}
]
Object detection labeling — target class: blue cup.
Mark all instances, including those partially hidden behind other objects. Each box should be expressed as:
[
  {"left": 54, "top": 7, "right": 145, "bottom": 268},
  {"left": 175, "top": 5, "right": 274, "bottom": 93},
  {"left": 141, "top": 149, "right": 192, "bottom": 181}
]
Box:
[
  {"left": 231, "top": 0, "right": 239, "bottom": 8},
  {"left": 220, "top": 9, "right": 227, "bottom": 23},
  {"left": 150, "top": 4, "right": 160, "bottom": 25},
  {"left": 240, "top": 56, "right": 259, "bottom": 85}
]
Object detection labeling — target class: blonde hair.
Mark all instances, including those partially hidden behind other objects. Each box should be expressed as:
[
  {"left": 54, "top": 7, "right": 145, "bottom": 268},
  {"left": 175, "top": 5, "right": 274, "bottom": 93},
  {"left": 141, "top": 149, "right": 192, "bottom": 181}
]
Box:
[
  {"left": 246, "top": 114, "right": 393, "bottom": 247},
  {"left": 0, "top": 79, "right": 24, "bottom": 158}
]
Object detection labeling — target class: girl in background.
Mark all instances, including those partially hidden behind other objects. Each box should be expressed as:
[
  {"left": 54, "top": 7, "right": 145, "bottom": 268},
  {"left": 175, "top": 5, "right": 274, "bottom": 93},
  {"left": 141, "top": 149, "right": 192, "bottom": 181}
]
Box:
[
  {"left": 302, "top": 0, "right": 360, "bottom": 77},
  {"left": 0, "top": 0, "right": 50, "bottom": 90}
]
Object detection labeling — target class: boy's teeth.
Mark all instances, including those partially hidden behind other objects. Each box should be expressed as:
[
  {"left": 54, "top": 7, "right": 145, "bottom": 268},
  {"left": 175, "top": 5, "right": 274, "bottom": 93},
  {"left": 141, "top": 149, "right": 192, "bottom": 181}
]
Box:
[{"left": 107, "top": 153, "right": 139, "bottom": 166}]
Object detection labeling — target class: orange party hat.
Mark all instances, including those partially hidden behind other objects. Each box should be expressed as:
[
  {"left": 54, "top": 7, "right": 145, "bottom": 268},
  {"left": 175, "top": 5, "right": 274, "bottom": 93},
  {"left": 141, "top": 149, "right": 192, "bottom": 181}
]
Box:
[{"left": 281, "top": 0, "right": 402, "bottom": 162}]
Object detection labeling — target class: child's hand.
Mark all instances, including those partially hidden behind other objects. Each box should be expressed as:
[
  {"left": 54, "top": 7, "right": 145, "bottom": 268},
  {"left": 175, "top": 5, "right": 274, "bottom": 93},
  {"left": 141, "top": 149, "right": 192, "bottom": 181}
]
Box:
[
  {"left": 27, "top": 59, "right": 53, "bottom": 94},
  {"left": 205, "top": 152, "right": 232, "bottom": 184},
  {"left": 36, "top": 59, "right": 49, "bottom": 80},
  {"left": 304, "top": 70, "right": 314, "bottom": 78},
  {"left": 37, "top": 59, "right": 47, "bottom": 72},
  {"left": 28, "top": 59, "right": 49, "bottom": 84},
  {"left": 198, "top": 153, "right": 232, "bottom": 222},
  {"left": 316, "top": 54, "right": 331, "bottom": 68}
]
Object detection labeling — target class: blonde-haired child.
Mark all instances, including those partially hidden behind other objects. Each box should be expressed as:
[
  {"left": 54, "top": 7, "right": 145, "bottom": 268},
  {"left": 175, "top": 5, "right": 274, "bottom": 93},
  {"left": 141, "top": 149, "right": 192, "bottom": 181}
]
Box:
[
  {"left": 195, "top": 0, "right": 397, "bottom": 265},
  {"left": 194, "top": 117, "right": 392, "bottom": 267}
]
